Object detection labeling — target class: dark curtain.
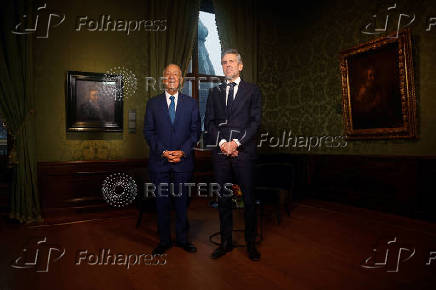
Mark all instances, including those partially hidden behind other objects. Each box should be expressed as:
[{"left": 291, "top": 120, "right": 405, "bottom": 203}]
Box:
[
  {"left": 213, "top": 0, "right": 259, "bottom": 83},
  {"left": 0, "top": 0, "right": 41, "bottom": 223},
  {"left": 146, "top": 0, "right": 200, "bottom": 95}
]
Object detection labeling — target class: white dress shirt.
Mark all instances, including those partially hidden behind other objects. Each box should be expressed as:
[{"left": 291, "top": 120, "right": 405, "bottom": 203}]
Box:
[
  {"left": 219, "top": 77, "right": 241, "bottom": 147},
  {"left": 224, "top": 76, "right": 241, "bottom": 105},
  {"left": 165, "top": 91, "right": 179, "bottom": 111}
]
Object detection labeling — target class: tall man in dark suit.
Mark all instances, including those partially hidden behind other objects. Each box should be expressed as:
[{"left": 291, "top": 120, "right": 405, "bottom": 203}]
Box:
[
  {"left": 205, "top": 49, "right": 262, "bottom": 261},
  {"left": 144, "top": 64, "right": 201, "bottom": 255}
]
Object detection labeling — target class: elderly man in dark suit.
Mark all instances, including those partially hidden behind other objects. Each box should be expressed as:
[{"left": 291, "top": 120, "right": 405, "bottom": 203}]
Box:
[
  {"left": 144, "top": 64, "right": 201, "bottom": 255},
  {"left": 205, "top": 49, "right": 262, "bottom": 261}
]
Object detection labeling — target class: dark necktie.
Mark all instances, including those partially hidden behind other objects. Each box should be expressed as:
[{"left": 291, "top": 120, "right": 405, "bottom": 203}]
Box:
[
  {"left": 226, "top": 82, "right": 237, "bottom": 108},
  {"left": 169, "top": 95, "right": 175, "bottom": 124}
]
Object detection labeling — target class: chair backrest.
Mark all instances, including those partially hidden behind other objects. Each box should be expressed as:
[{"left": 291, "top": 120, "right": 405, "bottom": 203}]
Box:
[{"left": 254, "top": 162, "right": 295, "bottom": 191}]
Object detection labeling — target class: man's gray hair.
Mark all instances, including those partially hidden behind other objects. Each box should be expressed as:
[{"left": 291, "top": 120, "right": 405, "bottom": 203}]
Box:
[{"left": 221, "top": 48, "right": 243, "bottom": 64}]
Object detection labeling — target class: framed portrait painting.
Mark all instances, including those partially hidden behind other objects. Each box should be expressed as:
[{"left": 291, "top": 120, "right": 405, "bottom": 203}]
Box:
[
  {"left": 339, "top": 29, "right": 416, "bottom": 139},
  {"left": 66, "top": 71, "right": 123, "bottom": 132}
]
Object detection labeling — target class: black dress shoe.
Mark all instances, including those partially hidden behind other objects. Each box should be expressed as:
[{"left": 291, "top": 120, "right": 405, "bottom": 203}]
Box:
[
  {"left": 210, "top": 241, "right": 233, "bottom": 259},
  {"left": 152, "top": 243, "right": 172, "bottom": 255},
  {"left": 176, "top": 242, "right": 197, "bottom": 253},
  {"left": 247, "top": 243, "right": 260, "bottom": 261}
]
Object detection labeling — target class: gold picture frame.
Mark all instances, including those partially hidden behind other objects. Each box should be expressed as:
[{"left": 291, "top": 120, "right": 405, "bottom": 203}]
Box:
[{"left": 339, "top": 29, "right": 416, "bottom": 139}]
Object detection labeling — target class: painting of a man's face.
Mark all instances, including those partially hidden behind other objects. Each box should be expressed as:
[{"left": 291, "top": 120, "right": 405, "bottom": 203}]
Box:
[
  {"left": 67, "top": 71, "right": 123, "bottom": 132},
  {"left": 348, "top": 43, "right": 403, "bottom": 130},
  {"left": 340, "top": 30, "right": 416, "bottom": 139},
  {"left": 365, "top": 68, "right": 376, "bottom": 88},
  {"left": 89, "top": 89, "right": 99, "bottom": 102},
  {"left": 76, "top": 82, "right": 115, "bottom": 123}
]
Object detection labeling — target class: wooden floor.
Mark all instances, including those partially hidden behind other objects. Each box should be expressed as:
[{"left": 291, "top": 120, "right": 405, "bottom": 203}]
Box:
[{"left": 1, "top": 198, "right": 436, "bottom": 290}]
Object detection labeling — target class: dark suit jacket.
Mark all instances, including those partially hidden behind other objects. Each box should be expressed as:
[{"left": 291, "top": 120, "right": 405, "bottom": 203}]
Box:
[
  {"left": 205, "top": 80, "right": 262, "bottom": 158},
  {"left": 144, "top": 93, "right": 201, "bottom": 173}
]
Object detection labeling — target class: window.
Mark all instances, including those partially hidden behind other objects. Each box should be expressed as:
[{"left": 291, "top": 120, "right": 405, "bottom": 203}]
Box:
[
  {"left": 182, "top": 1, "right": 225, "bottom": 148},
  {"left": 197, "top": 11, "right": 223, "bottom": 76}
]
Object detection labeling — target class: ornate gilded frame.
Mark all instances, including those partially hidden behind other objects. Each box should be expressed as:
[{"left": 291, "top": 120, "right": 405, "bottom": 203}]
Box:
[{"left": 339, "top": 29, "right": 416, "bottom": 139}]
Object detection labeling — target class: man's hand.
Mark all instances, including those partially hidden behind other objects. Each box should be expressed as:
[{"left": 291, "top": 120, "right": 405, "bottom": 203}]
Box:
[
  {"left": 162, "top": 150, "right": 171, "bottom": 159},
  {"left": 170, "top": 150, "right": 184, "bottom": 158},
  {"left": 164, "top": 150, "right": 184, "bottom": 163},
  {"left": 228, "top": 140, "right": 238, "bottom": 154},
  {"left": 219, "top": 143, "right": 227, "bottom": 154},
  {"left": 220, "top": 141, "right": 238, "bottom": 156},
  {"left": 168, "top": 156, "right": 181, "bottom": 163},
  {"left": 219, "top": 143, "right": 227, "bottom": 155}
]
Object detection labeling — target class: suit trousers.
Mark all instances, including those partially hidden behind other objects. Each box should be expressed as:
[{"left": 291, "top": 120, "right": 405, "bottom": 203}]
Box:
[
  {"left": 150, "top": 169, "right": 192, "bottom": 245},
  {"left": 213, "top": 152, "right": 257, "bottom": 243}
]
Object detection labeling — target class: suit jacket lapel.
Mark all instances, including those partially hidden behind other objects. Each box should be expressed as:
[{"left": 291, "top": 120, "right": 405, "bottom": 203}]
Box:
[
  {"left": 158, "top": 93, "right": 172, "bottom": 125},
  {"left": 218, "top": 82, "right": 227, "bottom": 110}
]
